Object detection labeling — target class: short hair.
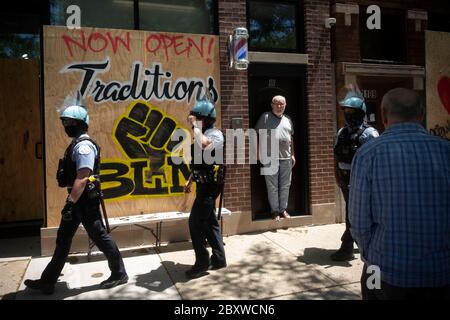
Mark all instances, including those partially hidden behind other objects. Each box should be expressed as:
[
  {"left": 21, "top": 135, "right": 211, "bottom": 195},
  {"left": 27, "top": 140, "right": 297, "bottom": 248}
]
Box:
[
  {"left": 381, "top": 88, "right": 424, "bottom": 121},
  {"left": 272, "top": 95, "right": 286, "bottom": 104}
]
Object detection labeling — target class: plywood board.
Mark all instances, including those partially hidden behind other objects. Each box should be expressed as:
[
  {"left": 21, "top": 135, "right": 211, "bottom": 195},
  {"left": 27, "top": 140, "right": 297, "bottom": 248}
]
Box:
[
  {"left": 43, "top": 26, "right": 221, "bottom": 227},
  {"left": 425, "top": 31, "right": 450, "bottom": 140},
  {"left": 0, "top": 58, "right": 44, "bottom": 222}
]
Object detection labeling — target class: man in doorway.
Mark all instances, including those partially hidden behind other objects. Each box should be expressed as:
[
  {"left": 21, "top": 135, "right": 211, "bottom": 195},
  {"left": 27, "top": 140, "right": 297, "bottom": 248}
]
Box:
[
  {"left": 331, "top": 85, "right": 379, "bottom": 261},
  {"left": 255, "top": 95, "right": 296, "bottom": 221},
  {"left": 350, "top": 88, "right": 450, "bottom": 299}
]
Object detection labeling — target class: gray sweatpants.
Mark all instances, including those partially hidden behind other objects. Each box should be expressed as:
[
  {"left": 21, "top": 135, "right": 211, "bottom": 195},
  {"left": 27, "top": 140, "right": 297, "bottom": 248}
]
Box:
[{"left": 264, "top": 159, "right": 292, "bottom": 214}]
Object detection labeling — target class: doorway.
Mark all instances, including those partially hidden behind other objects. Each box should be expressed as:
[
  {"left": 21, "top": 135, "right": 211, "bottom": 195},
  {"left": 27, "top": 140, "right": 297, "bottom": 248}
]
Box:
[
  {"left": 358, "top": 76, "right": 414, "bottom": 133},
  {"left": 248, "top": 63, "right": 310, "bottom": 220}
]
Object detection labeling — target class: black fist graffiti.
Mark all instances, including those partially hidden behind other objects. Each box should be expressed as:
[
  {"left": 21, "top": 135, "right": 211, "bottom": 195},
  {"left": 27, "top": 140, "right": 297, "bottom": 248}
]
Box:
[{"left": 114, "top": 102, "right": 186, "bottom": 182}]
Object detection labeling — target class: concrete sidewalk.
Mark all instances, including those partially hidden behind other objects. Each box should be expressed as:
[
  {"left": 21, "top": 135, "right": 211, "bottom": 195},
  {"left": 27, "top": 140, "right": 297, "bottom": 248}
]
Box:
[{"left": 0, "top": 224, "right": 363, "bottom": 300}]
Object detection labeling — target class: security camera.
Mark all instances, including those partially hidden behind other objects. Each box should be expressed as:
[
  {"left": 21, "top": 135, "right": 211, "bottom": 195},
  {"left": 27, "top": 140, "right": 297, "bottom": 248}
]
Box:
[{"left": 325, "top": 17, "right": 337, "bottom": 28}]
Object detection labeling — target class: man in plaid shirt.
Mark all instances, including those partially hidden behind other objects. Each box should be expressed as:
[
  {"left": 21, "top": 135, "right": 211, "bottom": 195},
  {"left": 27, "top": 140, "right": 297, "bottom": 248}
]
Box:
[{"left": 349, "top": 88, "right": 450, "bottom": 300}]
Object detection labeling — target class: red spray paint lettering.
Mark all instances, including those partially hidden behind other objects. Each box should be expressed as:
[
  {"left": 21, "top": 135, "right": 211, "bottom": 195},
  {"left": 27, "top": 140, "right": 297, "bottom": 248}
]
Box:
[
  {"left": 62, "top": 31, "right": 215, "bottom": 63},
  {"left": 62, "top": 31, "right": 131, "bottom": 57},
  {"left": 145, "top": 33, "right": 214, "bottom": 63}
]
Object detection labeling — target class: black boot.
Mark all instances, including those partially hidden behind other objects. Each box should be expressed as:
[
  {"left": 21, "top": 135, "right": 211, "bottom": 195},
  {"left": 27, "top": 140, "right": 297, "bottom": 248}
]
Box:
[
  {"left": 330, "top": 245, "right": 355, "bottom": 261},
  {"left": 210, "top": 256, "right": 227, "bottom": 270},
  {"left": 24, "top": 279, "right": 55, "bottom": 295},
  {"left": 185, "top": 265, "right": 209, "bottom": 279},
  {"left": 99, "top": 274, "right": 129, "bottom": 289}
]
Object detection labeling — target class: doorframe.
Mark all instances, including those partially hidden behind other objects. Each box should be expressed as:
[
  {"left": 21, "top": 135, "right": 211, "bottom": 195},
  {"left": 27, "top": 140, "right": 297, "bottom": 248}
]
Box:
[
  {"left": 39, "top": 11, "right": 50, "bottom": 227},
  {"left": 248, "top": 62, "right": 310, "bottom": 220}
]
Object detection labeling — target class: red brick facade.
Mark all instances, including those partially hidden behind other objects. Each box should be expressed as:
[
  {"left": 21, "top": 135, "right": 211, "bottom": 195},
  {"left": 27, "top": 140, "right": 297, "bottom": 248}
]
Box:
[
  {"left": 218, "top": 0, "right": 449, "bottom": 217},
  {"left": 218, "top": 0, "right": 251, "bottom": 213},
  {"left": 218, "top": 0, "right": 336, "bottom": 212},
  {"left": 304, "top": 0, "right": 336, "bottom": 205},
  {"left": 332, "top": 0, "right": 434, "bottom": 67}
]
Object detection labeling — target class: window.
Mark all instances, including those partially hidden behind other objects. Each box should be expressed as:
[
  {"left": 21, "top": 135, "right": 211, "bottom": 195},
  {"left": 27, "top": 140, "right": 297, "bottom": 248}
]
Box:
[
  {"left": 427, "top": 12, "right": 450, "bottom": 33},
  {"left": 0, "top": 3, "right": 42, "bottom": 59},
  {"left": 248, "top": 0, "right": 301, "bottom": 52},
  {"left": 49, "top": 0, "right": 217, "bottom": 35},
  {"left": 50, "top": 0, "right": 134, "bottom": 30},
  {"left": 139, "top": 0, "right": 217, "bottom": 34},
  {"left": 0, "top": 33, "right": 40, "bottom": 59},
  {"left": 360, "top": 7, "right": 406, "bottom": 64}
]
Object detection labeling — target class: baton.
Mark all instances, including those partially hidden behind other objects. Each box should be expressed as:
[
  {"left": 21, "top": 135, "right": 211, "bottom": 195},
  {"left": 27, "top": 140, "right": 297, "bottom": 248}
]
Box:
[
  {"left": 89, "top": 175, "right": 110, "bottom": 233},
  {"left": 217, "top": 166, "right": 226, "bottom": 221}
]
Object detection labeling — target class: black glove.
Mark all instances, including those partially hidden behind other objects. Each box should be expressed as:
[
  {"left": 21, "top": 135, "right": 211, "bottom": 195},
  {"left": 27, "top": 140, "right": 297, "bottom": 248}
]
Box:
[{"left": 61, "top": 200, "right": 75, "bottom": 221}]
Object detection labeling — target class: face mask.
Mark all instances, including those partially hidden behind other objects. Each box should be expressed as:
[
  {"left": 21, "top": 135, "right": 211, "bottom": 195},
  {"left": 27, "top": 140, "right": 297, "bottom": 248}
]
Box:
[
  {"left": 64, "top": 125, "right": 82, "bottom": 137},
  {"left": 344, "top": 112, "right": 364, "bottom": 128}
]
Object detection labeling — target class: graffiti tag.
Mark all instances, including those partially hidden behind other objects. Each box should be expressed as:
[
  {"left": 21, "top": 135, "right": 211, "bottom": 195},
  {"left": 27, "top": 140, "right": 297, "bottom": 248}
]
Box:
[
  {"left": 101, "top": 101, "right": 190, "bottom": 200},
  {"left": 62, "top": 59, "right": 219, "bottom": 104}
]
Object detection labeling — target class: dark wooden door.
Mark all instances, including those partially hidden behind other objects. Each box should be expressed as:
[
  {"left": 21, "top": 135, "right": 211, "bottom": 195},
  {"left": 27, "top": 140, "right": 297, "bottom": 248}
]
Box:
[
  {"left": 0, "top": 58, "right": 44, "bottom": 222},
  {"left": 248, "top": 63, "right": 309, "bottom": 220}
]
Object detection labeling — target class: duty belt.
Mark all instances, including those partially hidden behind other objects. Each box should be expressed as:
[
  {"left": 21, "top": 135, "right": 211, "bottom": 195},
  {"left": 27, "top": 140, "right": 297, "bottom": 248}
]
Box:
[{"left": 192, "top": 165, "right": 224, "bottom": 184}]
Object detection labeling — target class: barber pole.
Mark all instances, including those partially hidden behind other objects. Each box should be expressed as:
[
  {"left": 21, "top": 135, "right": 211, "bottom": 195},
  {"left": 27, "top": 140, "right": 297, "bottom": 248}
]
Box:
[{"left": 232, "top": 27, "right": 249, "bottom": 70}]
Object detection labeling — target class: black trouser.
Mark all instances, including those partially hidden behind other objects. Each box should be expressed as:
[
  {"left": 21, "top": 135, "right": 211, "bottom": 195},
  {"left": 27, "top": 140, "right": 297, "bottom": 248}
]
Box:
[
  {"left": 41, "top": 196, "right": 126, "bottom": 285},
  {"left": 361, "top": 264, "right": 450, "bottom": 300},
  {"left": 189, "top": 185, "right": 226, "bottom": 268},
  {"left": 339, "top": 171, "right": 354, "bottom": 250}
]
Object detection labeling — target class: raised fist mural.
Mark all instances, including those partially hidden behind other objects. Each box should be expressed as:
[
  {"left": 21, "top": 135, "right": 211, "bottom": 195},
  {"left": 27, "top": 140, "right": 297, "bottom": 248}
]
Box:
[
  {"left": 100, "top": 101, "right": 190, "bottom": 200},
  {"left": 114, "top": 102, "right": 183, "bottom": 180}
]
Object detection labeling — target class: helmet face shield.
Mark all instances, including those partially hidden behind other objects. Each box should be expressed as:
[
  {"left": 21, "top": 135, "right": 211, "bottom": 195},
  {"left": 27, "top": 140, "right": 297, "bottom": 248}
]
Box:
[
  {"left": 61, "top": 117, "right": 79, "bottom": 127},
  {"left": 343, "top": 107, "right": 365, "bottom": 127},
  {"left": 61, "top": 116, "right": 87, "bottom": 137},
  {"left": 190, "top": 111, "right": 205, "bottom": 120}
]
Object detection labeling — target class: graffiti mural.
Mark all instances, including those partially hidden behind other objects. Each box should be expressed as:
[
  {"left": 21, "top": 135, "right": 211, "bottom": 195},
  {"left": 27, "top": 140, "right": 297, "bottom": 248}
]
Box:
[
  {"left": 101, "top": 101, "right": 190, "bottom": 200},
  {"left": 43, "top": 26, "right": 220, "bottom": 226},
  {"left": 426, "top": 31, "right": 450, "bottom": 140}
]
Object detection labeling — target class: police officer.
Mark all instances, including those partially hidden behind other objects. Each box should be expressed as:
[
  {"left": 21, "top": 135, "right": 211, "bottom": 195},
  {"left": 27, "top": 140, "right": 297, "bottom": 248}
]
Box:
[
  {"left": 24, "top": 99, "right": 128, "bottom": 294},
  {"left": 331, "top": 86, "right": 379, "bottom": 261},
  {"left": 184, "top": 99, "right": 227, "bottom": 278}
]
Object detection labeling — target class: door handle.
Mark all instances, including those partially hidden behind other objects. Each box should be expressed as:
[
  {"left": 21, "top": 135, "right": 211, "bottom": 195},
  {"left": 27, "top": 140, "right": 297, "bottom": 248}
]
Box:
[{"left": 35, "top": 142, "right": 43, "bottom": 159}]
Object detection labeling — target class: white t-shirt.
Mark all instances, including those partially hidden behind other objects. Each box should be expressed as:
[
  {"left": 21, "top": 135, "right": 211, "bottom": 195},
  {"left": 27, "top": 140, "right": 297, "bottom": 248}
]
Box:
[{"left": 255, "top": 112, "right": 294, "bottom": 160}]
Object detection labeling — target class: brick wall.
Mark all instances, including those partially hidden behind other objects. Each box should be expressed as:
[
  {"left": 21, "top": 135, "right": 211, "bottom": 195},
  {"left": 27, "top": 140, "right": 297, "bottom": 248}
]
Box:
[
  {"left": 332, "top": 0, "right": 441, "bottom": 68},
  {"left": 332, "top": 0, "right": 433, "bottom": 129},
  {"left": 218, "top": 0, "right": 337, "bottom": 210},
  {"left": 333, "top": 12, "right": 360, "bottom": 63},
  {"left": 217, "top": 0, "right": 447, "bottom": 214},
  {"left": 218, "top": 0, "right": 251, "bottom": 212},
  {"left": 304, "top": 0, "right": 336, "bottom": 205}
]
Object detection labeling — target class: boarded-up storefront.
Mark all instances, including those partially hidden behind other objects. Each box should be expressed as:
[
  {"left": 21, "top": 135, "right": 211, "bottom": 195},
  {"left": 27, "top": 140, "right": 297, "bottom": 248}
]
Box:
[
  {"left": 43, "top": 26, "right": 220, "bottom": 227},
  {"left": 426, "top": 31, "right": 450, "bottom": 140}
]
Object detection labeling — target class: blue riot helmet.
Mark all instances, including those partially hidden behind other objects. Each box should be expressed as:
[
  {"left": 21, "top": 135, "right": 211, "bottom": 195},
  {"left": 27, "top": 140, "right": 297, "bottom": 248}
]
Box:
[
  {"left": 339, "top": 94, "right": 367, "bottom": 113},
  {"left": 59, "top": 92, "right": 89, "bottom": 137},
  {"left": 59, "top": 91, "right": 89, "bottom": 125},
  {"left": 191, "top": 99, "right": 216, "bottom": 119},
  {"left": 190, "top": 99, "right": 216, "bottom": 131},
  {"left": 338, "top": 85, "right": 366, "bottom": 128},
  {"left": 60, "top": 105, "right": 89, "bottom": 126}
]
